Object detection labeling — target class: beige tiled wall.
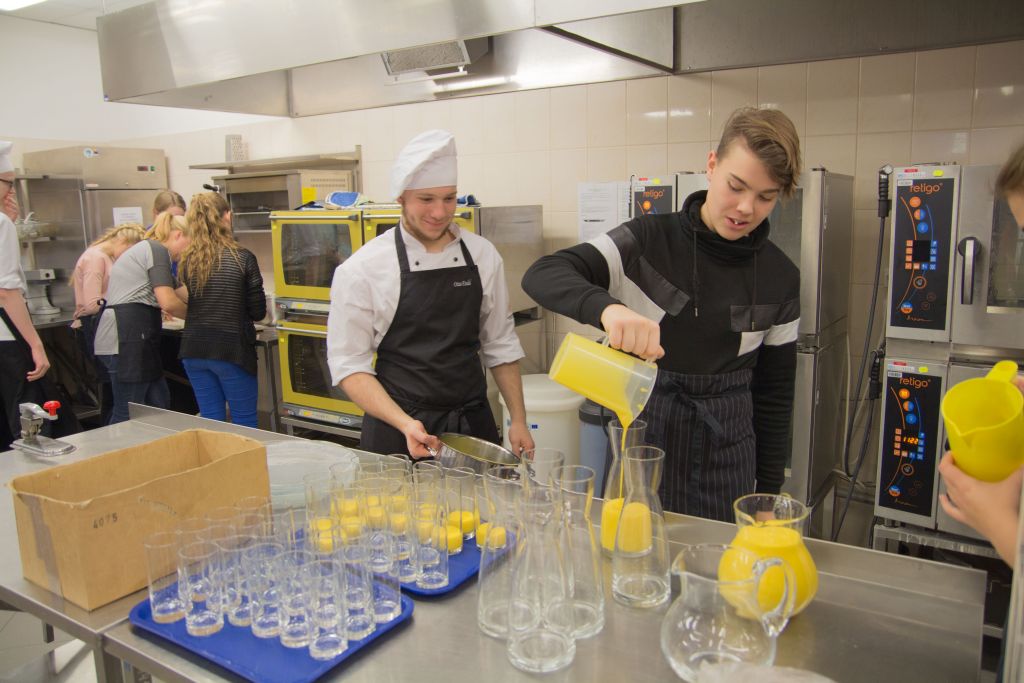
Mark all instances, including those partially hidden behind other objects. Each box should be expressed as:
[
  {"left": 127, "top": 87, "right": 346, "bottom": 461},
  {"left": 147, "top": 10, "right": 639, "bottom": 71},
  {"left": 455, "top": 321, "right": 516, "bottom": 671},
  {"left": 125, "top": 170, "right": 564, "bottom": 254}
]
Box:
[{"left": 112, "top": 39, "right": 1024, "bottom": 462}]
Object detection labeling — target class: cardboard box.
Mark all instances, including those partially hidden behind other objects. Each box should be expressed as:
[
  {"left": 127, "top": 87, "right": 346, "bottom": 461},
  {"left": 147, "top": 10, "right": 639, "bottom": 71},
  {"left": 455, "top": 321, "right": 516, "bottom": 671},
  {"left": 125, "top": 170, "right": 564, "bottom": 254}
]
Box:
[{"left": 9, "top": 429, "right": 269, "bottom": 611}]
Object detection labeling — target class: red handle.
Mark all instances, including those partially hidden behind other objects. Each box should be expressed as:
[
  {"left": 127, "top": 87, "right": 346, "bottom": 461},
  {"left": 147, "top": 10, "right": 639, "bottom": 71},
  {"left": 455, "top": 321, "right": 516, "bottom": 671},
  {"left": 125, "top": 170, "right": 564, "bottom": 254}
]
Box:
[{"left": 42, "top": 401, "right": 60, "bottom": 417}]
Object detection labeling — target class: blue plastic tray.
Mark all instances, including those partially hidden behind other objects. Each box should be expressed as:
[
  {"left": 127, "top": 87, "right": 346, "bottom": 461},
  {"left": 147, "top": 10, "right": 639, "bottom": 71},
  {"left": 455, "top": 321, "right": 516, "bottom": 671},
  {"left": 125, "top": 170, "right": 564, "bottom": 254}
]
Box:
[{"left": 129, "top": 594, "right": 413, "bottom": 683}]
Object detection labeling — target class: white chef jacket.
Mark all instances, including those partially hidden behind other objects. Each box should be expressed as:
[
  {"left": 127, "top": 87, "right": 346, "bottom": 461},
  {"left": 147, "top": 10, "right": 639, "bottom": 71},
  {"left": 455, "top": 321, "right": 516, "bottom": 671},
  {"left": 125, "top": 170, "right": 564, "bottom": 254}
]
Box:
[
  {"left": 0, "top": 214, "right": 27, "bottom": 341},
  {"left": 327, "top": 222, "right": 524, "bottom": 386}
]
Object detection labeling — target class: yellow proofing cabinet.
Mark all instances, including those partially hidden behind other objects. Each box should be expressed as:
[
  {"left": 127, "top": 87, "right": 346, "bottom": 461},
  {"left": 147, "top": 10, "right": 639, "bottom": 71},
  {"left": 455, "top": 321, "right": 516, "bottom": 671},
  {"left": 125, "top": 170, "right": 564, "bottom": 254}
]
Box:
[
  {"left": 271, "top": 210, "right": 364, "bottom": 302},
  {"left": 277, "top": 319, "right": 365, "bottom": 419}
]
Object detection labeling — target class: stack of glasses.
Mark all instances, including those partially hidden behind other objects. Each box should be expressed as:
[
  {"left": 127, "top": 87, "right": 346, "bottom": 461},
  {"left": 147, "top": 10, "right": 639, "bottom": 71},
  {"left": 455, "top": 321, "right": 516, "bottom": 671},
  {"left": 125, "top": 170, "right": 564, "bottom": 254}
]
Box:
[{"left": 141, "top": 452, "right": 434, "bottom": 661}]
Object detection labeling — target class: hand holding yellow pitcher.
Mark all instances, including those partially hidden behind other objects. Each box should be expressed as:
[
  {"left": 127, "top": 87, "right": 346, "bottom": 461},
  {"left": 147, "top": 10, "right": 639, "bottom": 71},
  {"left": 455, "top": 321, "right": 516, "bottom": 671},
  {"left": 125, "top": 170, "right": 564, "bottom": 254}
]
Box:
[{"left": 941, "top": 361, "right": 1024, "bottom": 482}]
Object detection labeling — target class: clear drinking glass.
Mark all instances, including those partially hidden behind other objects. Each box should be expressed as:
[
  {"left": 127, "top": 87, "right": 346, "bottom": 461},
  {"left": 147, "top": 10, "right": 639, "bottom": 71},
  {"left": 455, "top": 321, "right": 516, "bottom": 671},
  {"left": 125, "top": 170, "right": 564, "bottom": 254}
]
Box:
[
  {"left": 412, "top": 492, "right": 450, "bottom": 590},
  {"left": 477, "top": 467, "right": 526, "bottom": 639},
  {"left": 551, "top": 465, "right": 605, "bottom": 639},
  {"left": 506, "top": 487, "right": 576, "bottom": 673},
  {"left": 214, "top": 533, "right": 256, "bottom": 627},
  {"left": 176, "top": 516, "right": 210, "bottom": 547},
  {"left": 308, "top": 556, "right": 349, "bottom": 660},
  {"left": 205, "top": 506, "right": 240, "bottom": 533},
  {"left": 611, "top": 446, "right": 670, "bottom": 608},
  {"left": 339, "top": 541, "right": 376, "bottom": 640},
  {"left": 660, "top": 544, "right": 796, "bottom": 681},
  {"left": 601, "top": 418, "right": 648, "bottom": 556},
  {"left": 522, "top": 448, "right": 565, "bottom": 489},
  {"left": 357, "top": 477, "right": 402, "bottom": 623},
  {"left": 273, "top": 506, "right": 310, "bottom": 550},
  {"left": 178, "top": 540, "right": 224, "bottom": 637},
  {"left": 143, "top": 530, "right": 185, "bottom": 624},
  {"left": 244, "top": 541, "right": 285, "bottom": 638},
  {"left": 235, "top": 496, "right": 272, "bottom": 538},
  {"left": 383, "top": 472, "right": 419, "bottom": 584},
  {"left": 444, "top": 467, "right": 477, "bottom": 544},
  {"left": 278, "top": 549, "right": 316, "bottom": 648}
]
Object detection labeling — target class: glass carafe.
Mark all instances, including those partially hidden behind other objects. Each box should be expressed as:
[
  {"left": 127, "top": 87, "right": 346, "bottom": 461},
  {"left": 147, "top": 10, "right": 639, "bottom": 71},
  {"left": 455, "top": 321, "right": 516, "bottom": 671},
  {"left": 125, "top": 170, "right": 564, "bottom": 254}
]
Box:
[
  {"left": 477, "top": 465, "right": 527, "bottom": 639},
  {"left": 611, "top": 445, "right": 670, "bottom": 608},
  {"left": 506, "top": 487, "right": 576, "bottom": 673},
  {"left": 601, "top": 418, "right": 647, "bottom": 556},
  {"left": 552, "top": 465, "right": 604, "bottom": 638},
  {"left": 730, "top": 493, "right": 818, "bottom": 615},
  {"left": 660, "top": 544, "right": 795, "bottom": 681}
]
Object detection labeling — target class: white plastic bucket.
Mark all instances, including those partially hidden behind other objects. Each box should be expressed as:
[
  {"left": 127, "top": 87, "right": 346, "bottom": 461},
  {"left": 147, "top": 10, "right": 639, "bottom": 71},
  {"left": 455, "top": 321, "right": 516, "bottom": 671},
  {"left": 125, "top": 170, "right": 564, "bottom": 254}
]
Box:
[{"left": 499, "top": 374, "right": 585, "bottom": 466}]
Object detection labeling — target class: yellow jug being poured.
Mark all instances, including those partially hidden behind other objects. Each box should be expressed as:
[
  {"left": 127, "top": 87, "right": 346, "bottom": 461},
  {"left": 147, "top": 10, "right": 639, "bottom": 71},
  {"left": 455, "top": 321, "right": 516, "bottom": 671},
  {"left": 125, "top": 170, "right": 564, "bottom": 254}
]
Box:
[
  {"left": 548, "top": 333, "right": 658, "bottom": 431},
  {"left": 941, "top": 361, "right": 1024, "bottom": 482}
]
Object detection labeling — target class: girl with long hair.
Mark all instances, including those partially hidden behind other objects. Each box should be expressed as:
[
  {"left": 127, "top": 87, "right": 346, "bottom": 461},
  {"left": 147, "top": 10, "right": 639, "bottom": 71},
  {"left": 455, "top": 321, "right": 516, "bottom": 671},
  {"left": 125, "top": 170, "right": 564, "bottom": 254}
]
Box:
[
  {"left": 94, "top": 214, "right": 190, "bottom": 423},
  {"left": 178, "top": 192, "right": 266, "bottom": 428}
]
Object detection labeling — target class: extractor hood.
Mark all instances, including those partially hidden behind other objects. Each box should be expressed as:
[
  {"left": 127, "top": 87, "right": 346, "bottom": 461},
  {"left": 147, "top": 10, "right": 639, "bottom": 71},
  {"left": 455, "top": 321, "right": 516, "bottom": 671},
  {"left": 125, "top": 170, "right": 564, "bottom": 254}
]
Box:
[
  {"left": 97, "top": 0, "right": 1024, "bottom": 118},
  {"left": 97, "top": 0, "right": 685, "bottom": 117}
]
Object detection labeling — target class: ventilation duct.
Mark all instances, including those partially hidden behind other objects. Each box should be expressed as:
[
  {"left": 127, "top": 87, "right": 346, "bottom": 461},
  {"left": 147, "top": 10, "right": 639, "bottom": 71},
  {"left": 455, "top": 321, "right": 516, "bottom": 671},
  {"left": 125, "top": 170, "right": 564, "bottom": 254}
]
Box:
[{"left": 381, "top": 38, "right": 489, "bottom": 76}]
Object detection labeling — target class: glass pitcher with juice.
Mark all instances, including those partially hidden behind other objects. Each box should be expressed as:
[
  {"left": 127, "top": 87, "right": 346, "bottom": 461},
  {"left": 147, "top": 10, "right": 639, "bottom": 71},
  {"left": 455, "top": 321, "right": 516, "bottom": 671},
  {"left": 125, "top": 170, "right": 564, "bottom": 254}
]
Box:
[
  {"left": 600, "top": 419, "right": 647, "bottom": 555},
  {"left": 729, "top": 493, "right": 818, "bottom": 615},
  {"left": 549, "top": 333, "right": 658, "bottom": 555}
]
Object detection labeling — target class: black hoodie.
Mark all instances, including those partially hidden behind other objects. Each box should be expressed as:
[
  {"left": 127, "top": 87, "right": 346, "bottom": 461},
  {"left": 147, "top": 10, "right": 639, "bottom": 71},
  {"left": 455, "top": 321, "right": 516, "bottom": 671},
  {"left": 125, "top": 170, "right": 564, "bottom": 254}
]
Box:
[{"left": 522, "top": 191, "right": 799, "bottom": 494}]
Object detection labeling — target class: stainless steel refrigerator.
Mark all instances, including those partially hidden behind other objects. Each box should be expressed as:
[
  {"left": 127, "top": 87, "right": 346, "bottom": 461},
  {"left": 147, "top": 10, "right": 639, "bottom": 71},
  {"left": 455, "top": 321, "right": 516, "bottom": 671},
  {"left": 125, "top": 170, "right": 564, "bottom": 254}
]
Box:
[
  {"left": 674, "top": 170, "right": 853, "bottom": 536},
  {"left": 875, "top": 163, "right": 1024, "bottom": 538},
  {"left": 16, "top": 146, "right": 168, "bottom": 311}
]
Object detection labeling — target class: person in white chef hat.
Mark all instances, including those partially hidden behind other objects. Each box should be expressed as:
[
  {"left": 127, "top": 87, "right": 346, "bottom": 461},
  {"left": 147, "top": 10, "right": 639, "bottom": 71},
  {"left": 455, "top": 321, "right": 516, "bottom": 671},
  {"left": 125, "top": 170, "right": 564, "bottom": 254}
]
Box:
[
  {"left": 327, "top": 130, "right": 535, "bottom": 458},
  {"left": 0, "top": 141, "right": 53, "bottom": 451}
]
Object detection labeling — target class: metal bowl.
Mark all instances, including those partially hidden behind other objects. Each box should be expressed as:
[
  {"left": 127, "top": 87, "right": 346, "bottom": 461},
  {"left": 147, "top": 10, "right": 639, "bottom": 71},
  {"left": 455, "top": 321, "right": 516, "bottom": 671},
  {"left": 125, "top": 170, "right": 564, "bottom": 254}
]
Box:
[{"left": 435, "top": 433, "right": 519, "bottom": 474}]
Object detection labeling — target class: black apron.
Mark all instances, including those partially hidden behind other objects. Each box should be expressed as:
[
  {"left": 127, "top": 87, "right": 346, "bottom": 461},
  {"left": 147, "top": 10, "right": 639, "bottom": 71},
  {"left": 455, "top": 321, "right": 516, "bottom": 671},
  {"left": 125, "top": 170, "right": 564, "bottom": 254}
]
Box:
[
  {"left": 640, "top": 367, "right": 756, "bottom": 522},
  {"left": 360, "top": 228, "right": 498, "bottom": 455},
  {"left": 110, "top": 303, "right": 163, "bottom": 383},
  {"left": 74, "top": 298, "right": 108, "bottom": 381}
]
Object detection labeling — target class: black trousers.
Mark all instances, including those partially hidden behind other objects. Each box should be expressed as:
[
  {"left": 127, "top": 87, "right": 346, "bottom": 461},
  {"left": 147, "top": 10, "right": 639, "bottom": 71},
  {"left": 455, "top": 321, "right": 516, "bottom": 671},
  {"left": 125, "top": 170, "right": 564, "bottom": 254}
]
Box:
[{"left": 0, "top": 339, "right": 51, "bottom": 451}]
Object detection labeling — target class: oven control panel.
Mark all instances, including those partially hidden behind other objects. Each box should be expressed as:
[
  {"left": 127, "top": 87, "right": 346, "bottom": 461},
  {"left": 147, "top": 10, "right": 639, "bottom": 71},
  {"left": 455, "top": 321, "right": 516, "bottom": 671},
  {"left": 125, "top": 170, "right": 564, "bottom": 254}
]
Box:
[
  {"left": 875, "top": 360, "right": 944, "bottom": 525},
  {"left": 887, "top": 165, "right": 960, "bottom": 341}
]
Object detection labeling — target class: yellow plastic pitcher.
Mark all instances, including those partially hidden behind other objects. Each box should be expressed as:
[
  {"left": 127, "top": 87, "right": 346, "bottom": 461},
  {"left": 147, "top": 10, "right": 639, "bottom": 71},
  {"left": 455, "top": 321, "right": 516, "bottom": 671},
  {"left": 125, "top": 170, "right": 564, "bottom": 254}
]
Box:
[
  {"left": 941, "top": 361, "right": 1024, "bottom": 482},
  {"left": 548, "top": 333, "right": 657, "bottom": 428}
]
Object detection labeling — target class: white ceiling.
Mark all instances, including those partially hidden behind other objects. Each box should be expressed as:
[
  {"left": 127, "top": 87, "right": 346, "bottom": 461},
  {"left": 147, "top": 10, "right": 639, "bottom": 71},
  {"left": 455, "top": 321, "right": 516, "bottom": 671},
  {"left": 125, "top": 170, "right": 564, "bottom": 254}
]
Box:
[{"left": 2, "top": 0, "right": 150, "bottom": 31}]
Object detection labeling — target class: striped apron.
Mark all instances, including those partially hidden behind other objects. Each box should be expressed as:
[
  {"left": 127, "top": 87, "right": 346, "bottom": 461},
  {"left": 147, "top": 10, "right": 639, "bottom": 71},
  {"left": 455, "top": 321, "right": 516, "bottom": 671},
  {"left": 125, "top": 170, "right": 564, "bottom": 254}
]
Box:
[{"left": 640, "top": 367, "right": 756, "bottom": 522}]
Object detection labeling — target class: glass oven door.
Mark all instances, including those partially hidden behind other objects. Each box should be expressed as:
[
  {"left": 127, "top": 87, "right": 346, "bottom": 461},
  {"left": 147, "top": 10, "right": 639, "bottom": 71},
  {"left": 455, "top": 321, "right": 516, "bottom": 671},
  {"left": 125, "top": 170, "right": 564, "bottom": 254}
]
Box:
[
  {"left": 272, "top": 212, "right": 362, "bottom": 301},
  {"left": 277, "top": 321, "right": 363, "bottom": 419},
  {"left": 951, "top": 165, "right": 1024, "bottom": 349}
]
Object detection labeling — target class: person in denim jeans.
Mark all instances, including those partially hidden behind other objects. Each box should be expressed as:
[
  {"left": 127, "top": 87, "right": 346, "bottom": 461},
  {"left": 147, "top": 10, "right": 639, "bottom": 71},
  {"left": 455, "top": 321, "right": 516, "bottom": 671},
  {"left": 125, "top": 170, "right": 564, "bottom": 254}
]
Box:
[{"left": 178, "top": 192, "right": 266, "bottom": 428}]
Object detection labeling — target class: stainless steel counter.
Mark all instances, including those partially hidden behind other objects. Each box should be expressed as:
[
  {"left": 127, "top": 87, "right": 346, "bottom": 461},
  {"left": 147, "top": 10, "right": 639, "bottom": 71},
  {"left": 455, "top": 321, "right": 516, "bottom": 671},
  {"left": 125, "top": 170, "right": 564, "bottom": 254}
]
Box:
[{"left": 1, "top": 408, "right": 986, "bottom": 683}]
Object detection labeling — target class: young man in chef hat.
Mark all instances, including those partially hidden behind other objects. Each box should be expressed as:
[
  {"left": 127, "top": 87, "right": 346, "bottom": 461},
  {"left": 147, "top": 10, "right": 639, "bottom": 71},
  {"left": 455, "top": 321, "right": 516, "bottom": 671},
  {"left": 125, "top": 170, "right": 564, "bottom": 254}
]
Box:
[
  {"left": 327, "top": 130, "right": 535, "bottom": 458},
  {"left": 0, "top": 141, "right": 53, "bottom": 450}
]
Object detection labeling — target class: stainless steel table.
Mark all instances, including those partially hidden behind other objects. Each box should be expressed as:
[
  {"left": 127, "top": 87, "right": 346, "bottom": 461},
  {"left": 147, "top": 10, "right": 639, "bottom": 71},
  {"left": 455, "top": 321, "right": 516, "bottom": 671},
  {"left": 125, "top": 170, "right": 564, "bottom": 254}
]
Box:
[
  {"left": 0, "top": 406, "right": 298, "bottom": 683},
  {"left": 1, "top": 408, "right": 989, "bottom": 683}
]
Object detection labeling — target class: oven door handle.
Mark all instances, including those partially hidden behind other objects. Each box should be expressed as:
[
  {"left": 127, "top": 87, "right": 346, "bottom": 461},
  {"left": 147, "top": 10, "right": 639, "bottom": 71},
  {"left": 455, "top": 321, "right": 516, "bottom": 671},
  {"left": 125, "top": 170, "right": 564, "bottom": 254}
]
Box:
[
  {"left": 277, "top": 325, "right": 328, "bottom": 337},
  {"left": 956, "top": 236, "right": 980, "bottom": 305},
  {"left": 274, "top": 214, "right": 360, "bottom": 222},
  {"left": 362, "top": 213, "right": 401, "bottom": 219}
]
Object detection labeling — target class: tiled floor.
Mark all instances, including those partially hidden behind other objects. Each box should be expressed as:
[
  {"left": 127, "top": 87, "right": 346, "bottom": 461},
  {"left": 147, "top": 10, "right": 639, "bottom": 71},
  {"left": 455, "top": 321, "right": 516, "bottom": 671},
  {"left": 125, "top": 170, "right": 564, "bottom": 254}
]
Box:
[{"left": 0, "top": 610, "right": 88, "bottom": 682}]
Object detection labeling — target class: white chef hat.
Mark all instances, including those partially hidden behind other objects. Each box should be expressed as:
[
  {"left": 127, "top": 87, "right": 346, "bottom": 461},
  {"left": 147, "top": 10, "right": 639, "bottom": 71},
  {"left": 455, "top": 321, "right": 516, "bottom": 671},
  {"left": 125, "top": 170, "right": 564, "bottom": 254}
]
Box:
[
  {"left": 389, "top": 129, "right": 457, "bottom": 200},
  {"left": 0, "top": 141, "right": 13, "bottom": 175}
]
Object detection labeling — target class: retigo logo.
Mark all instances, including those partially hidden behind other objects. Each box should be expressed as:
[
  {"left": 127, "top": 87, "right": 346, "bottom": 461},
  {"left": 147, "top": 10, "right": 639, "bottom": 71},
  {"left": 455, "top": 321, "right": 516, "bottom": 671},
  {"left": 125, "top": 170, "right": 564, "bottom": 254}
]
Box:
[
  {"left": 910, "top": 183, "right": 941, "bottom": 195},
  {"left": 899, "top": 376, "right": 931, "bottom": 390},
  {"left": 453, "top": 280, "right": 471, "bottom": 287}
]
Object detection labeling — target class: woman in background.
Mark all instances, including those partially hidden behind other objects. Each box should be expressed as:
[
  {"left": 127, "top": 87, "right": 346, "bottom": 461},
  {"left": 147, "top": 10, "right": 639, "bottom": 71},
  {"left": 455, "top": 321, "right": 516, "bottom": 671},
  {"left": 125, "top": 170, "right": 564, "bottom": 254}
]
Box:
[
  {"left": 179, "top": 192, "right": 266, "bottom": 428},
  {"left": 94, "top": 212, "right": 190, "bottom": 423},
  {"left": 70, "top": 222, "right": 147, "bottom": 353},
  {"left": 151, "top": 190, "right": 186, "bottom": 223}
]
